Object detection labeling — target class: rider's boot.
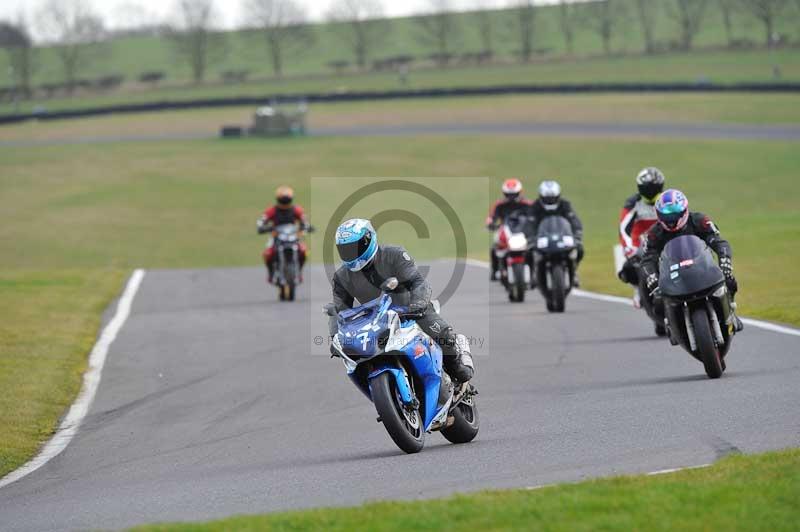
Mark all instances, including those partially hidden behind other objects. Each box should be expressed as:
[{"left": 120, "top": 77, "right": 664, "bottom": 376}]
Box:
[
  {"left": 442, "top": 331, "right": 474, "bottom": 383},
  {"left": 266, "top": 262, "right": 275, "bottom": 284},
  {"left": 730, "top": 300, "right": 744, "bottom": 332},
  {"left": 490, "top": 251, "right": 499, "bottom": 281}
]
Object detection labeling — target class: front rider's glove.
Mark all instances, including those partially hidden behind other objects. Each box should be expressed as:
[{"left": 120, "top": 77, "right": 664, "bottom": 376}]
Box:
[{"left": 645, "top": 272, "right": 658, "bottom": 293}]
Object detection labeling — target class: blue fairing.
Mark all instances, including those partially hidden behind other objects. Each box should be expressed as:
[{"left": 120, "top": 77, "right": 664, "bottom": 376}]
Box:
[
  {"left": 406, "top": 338, "right": 443, "bottom": 429},
  {"left": 367, "top": 336, "right": 443, "bottom": 430},
  {"left": 338, "top": 293, "right": 447, "bottom": 431},
  {"left": 338, "top": 298, "right": 390, "bottom": 358},
  {"left": 368, "top": 367, "right": 413, "bottom": 404}
]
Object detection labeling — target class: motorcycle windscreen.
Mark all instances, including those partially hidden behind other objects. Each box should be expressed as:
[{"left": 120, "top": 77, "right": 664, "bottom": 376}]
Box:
[
  {"left": 505, "top": 211, "right": 534, "bottom": 237},
  {"left": 658, "top": 235, "right": 724, "bottom": 297},
  {"left": 275, "top": 224, "right": 298, "bottom": 240},
  {"left": 536, "top": 216, "right": 575, "bottom": 253}
]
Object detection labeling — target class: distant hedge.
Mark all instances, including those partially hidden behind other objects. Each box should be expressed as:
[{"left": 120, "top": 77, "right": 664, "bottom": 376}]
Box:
[{"left": 1, "top": 82, "right": 799, "bottom": 125}]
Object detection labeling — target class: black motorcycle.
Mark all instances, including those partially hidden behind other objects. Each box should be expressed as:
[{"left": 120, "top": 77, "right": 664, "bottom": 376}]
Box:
[
  {"left": 261, "top": 223, "right": 313, "bottom": 302},
  {"left": 658, "top": 235, "right": 736, "bottom": 379},
  {"left": 534, "top": 216, "right": 578, "bottom": 313}
]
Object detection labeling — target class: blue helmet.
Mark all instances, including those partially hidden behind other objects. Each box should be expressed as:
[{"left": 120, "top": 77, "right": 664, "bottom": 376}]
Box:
[
  {"left": 335, "top": 218, "right": 378, "bottom": 271},
  {"left": 655, "top": 189, "right": 689, "bottom": 232}
]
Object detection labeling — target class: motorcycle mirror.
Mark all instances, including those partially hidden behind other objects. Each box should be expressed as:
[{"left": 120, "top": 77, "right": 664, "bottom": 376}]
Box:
[
  {"left": 380, "top": 277, "right": 399, "bottom": 292},
  {"left": 306, "top": 225, "right": 316, "bottom": 233}
]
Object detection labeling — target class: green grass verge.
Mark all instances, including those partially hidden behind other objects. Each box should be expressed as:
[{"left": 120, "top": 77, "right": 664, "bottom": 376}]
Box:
[
  {"left": 131, "top": 448, "right": 800, "bottom": 531},
  {"left": 0, "top": 269, "right": 125, "bottom": 477},
  {"left": 1, "top": 133, "right": 798, "bottom": 479}
]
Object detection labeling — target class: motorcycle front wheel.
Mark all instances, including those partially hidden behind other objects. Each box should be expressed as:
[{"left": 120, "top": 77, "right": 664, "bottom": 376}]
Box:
[
  {"left": 371, "top": 372, "right": 425, "bottom": 454},
  {"left": 509, "top": 262, "right": 526, "bottom": 303},
  {"left": 548, "top": 263, "right": 566, "bottom": 313},
  {"left": 691, "top": 306, "right": 724, "bottom": 379}
]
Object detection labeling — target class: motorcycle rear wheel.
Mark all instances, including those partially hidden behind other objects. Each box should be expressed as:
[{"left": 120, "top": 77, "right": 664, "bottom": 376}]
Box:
[
  {"left": 372, "top": 372, "right": 425, "bottom": 454},
  {"left": 440, "top": 393, "right": 479, "bottom": 444},
  {"left": 691, "top": 307, "right": 724, "bottom": 379}
]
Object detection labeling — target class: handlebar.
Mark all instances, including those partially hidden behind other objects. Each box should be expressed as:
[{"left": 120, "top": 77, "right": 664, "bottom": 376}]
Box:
[{"left": 258, "top": 221, "right": 315, "bottom": 235}]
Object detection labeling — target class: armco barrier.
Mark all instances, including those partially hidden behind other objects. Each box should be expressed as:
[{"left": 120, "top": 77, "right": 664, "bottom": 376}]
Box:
[{"left": 2, "top": 82, "right": 799, "bottom": 126}]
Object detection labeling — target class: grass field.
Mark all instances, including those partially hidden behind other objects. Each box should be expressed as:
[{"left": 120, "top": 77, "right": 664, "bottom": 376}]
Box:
[
  {"left": 1, "top": 133, "right": 798, "bottom": 480},
  {"left": 132, "top": 448, "right": 800, "bottom": 531},
  {"left": 3, "top": 48, "right": 800, "bottom": 115}
]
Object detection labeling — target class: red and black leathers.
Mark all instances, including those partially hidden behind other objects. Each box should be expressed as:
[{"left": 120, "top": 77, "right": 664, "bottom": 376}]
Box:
[
  {"left": 619, "top": 193, "right": 658, "bottom": 258},
  {"left": 640, "top": 212, "right": 735, "bottom": 294},
  {"left": 485, "top": 197, "right": 533, "bottom": 228},
  {"left": 259, "top": 204, "right": 309, "bottom": 275},
  {"left": 262, "top": 204, "right": 307, "bottom": 227}
]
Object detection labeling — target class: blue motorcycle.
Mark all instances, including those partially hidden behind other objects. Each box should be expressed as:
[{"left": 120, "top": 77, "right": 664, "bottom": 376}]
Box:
[{"left": 327, "top": 277, "right": 479, "bottom": 454}]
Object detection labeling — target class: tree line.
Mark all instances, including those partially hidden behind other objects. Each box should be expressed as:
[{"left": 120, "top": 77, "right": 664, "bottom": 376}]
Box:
[{"left": 1, "top": 0, "right": 799, "bottom": 98}]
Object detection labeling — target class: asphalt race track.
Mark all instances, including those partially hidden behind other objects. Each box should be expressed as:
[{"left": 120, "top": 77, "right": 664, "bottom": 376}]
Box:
[
  {"left": 2, "top": 121, "right": 800, "bottom": 147},
  {"left": 1, "top": 263, "right": 798, "bottom": 531}
]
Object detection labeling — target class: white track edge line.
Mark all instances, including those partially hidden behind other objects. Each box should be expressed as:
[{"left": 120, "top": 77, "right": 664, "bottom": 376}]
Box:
[
  {"left": 524, "top": 463, "right": 712, "bottom": 490},
  {"left": 646, "top": 463, "right": 711, "bottom": 475},
  {"left": 461, "top": 258, "right": 800, "bottom": 337},
  {"left": 0, "top": 269, "right": 146, "bottom": 490}
]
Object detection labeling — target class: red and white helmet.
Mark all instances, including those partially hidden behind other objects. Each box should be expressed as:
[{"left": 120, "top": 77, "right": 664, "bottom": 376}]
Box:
[{"left": 501, "top": 178, "right": 523, "bottom": 200}]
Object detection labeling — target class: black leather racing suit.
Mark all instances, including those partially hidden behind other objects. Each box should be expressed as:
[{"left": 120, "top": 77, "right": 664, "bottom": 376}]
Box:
[
  {"left": 640, "top": 212, "right": 737, "bottom": 296},
  {"left": 330, "top": 245, "right": 474, "bottom": 382}
]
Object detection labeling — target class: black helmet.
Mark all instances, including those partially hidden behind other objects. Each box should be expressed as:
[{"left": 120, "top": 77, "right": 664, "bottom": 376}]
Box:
[{"left": 636, "top": 167, "right": 665, "bottom": 202}]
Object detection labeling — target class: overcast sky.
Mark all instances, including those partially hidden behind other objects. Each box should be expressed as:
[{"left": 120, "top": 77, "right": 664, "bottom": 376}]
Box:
[
  {"left": 0, "top": 0, "right": 522, "bottom": 29},
  {"left": 0, "top": 0, "right": 576, "bottom": 35}
]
